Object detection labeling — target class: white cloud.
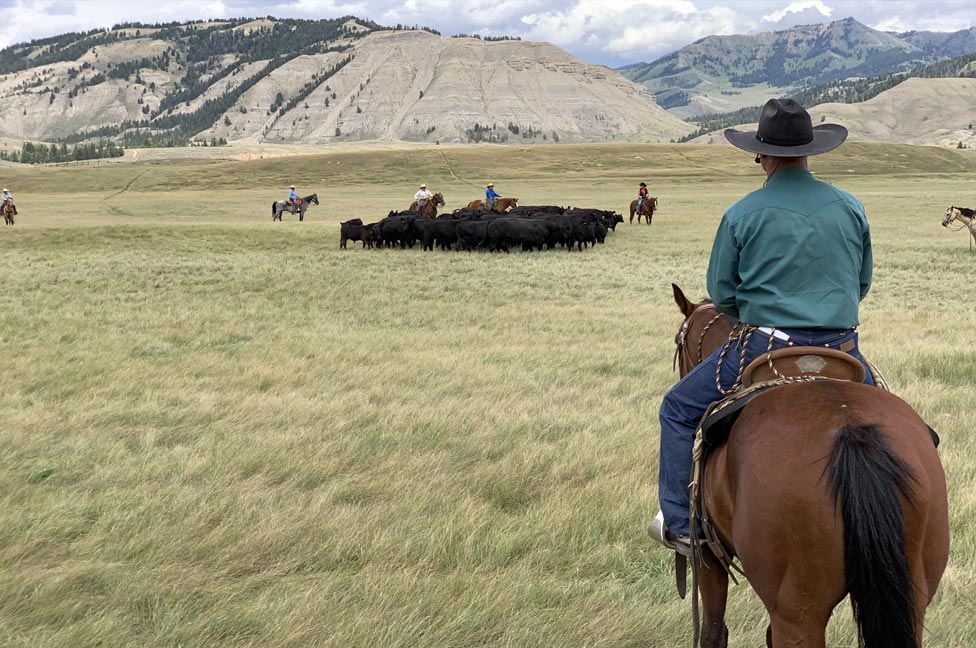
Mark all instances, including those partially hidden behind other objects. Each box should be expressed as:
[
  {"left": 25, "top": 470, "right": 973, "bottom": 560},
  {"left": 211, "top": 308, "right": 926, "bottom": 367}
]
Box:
[
  {"left": 872, "top": 14, "right": 974, "bottom": 33},
  {"left": 0, "top": 0, "right": 973, "bottom": 65},
  {"left": 761, "top": 0, "right": 831, "bottom": 24},
  {"left": 519, "top": 1, "right": 744, "bottom": 60}
]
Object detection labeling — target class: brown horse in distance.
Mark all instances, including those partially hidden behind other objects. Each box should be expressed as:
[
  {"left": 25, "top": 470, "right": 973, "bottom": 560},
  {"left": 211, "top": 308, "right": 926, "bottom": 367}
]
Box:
[
  {"left": 467, "top": 197, "right": 519, "bottom": 212},
  {"left": 630, "top": 196, "right": 657, "bottom": 224},
  {"left": 1, "top": 201, "right": 16, "bottom": 225},
  {"left": 408, "top": 192, "right": 446, "bottom": 217},
  {"left": 670, "top": 284, "right": 949, "bottom": 648}
]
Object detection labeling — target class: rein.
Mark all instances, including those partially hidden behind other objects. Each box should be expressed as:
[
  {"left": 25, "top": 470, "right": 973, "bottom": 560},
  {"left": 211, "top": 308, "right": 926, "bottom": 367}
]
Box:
[{"left": 674, "top": 303, "right": 723, "bottom": 373}]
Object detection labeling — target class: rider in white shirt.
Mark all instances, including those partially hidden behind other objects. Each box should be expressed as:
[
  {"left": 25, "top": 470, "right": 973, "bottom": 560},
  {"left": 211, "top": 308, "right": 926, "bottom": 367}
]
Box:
[{"left": 415, "top": 184, "right": 433, "bottom": 209}]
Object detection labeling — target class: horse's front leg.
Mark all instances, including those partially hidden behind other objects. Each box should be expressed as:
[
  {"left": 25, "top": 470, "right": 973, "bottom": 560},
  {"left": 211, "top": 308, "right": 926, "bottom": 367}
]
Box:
[{"left": 699, "top": 548, "right": 730, "bottom": 648}]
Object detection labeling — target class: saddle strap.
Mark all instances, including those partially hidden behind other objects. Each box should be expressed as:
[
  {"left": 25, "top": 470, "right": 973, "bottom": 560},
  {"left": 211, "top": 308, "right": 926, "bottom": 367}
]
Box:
[
  {"left": 690, "top": 425, "right": 742, "bottom": 582},
  {"left": 675, "top": 553, "right": 687, "bottom": 599}
]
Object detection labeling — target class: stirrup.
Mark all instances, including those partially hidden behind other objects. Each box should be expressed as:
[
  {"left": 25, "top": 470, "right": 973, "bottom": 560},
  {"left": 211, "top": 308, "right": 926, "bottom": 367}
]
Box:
[{"left": 648, "top": 511, "right": 697, "bottom": 557}]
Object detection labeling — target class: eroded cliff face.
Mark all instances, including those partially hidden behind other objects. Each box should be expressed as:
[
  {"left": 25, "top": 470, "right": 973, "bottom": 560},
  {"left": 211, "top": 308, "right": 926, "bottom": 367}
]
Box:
[
  {"left": 229, "top": 31, "right": 694, "bottom": 144},
  {"left": 0, "top": 27, "right": 692, "bottom": 144}
]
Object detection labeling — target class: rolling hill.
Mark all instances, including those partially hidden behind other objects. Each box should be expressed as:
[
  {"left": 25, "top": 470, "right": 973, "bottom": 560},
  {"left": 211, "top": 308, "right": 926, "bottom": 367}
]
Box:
[
  {"left": 0, "top": 18, "right": 692, "bottom": 146},
  {"left": 689, "top": 77, "right": 976, "bottom": 149},
  {"left": 620, "top": 18, "right": 976, "bottom": 118}
]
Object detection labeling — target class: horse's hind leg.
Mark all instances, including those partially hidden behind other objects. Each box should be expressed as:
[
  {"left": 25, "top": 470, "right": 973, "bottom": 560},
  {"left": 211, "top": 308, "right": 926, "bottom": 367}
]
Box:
[
  {"left": 768, "top": 610, "right": 830, "bottom": 648},
  {"left": 699, "top": 549, "right": 730, "bottom": 648}
]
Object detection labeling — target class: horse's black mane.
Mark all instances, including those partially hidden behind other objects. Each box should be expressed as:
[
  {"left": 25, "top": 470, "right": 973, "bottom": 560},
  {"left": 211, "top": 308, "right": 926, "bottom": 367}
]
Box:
[{"left": 957, "top": 206, "right": 976, "bottom": 218}]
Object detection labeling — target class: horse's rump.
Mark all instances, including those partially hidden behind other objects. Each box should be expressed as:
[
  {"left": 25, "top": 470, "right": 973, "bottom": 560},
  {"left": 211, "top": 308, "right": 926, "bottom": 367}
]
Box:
[{"left": 705, "top": 380, "right": 948, "bottom": 643}]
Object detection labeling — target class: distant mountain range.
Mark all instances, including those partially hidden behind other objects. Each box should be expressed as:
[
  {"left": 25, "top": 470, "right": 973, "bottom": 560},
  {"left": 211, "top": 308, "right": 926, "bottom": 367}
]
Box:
[
  {"left": 0, "top": 17, "right": 691, "bottom": 147},
  {"left": 619, "top": 17, "right": 976, "bottom": 118}
]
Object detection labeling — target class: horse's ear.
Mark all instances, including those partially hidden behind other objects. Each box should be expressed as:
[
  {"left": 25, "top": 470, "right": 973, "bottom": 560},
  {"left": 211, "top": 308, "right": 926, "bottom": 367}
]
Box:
[{"left": 672, "top": 283, "right": 696, "bottom": 317}]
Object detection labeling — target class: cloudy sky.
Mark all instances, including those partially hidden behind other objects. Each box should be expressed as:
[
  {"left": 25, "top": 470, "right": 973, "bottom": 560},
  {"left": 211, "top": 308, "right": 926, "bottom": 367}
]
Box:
[{"left": 1, "top": 0, "right": 974, "bottom": 66}]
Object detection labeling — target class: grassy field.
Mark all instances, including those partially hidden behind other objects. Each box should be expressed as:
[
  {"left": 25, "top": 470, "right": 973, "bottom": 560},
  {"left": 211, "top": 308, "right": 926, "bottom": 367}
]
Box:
[{"left": 1, "top": 143, "right": 974, "bottom": 647}]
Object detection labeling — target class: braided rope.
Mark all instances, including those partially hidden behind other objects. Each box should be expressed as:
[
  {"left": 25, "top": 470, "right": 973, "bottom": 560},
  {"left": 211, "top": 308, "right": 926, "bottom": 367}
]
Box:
[
  {"left": 714, "top": 325, "right": 756, "bottom": 395},
  {"left": 696, "top": 313, "right": 724, "bottom": 363},
  {"left": 761, "top": 327, "right": 826, "bottom": 385}
]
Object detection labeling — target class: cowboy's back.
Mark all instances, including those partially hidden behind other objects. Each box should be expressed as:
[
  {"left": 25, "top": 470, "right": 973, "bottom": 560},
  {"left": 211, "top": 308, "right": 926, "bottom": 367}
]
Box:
[
  {"left": 653, "top": 98, "right": 877, "bottom": 551},
  {"left": 707, "top": 168, "right": 871, "bottom": 329}
]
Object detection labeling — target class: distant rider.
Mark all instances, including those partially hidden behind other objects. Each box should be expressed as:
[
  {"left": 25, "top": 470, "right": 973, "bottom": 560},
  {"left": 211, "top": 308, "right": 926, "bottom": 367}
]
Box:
[
  {"left": 637, "top": 182, "right": 649, "bottom": 212},
  {"left": 415, "top": 183, "right": 433, "bottom": 209},
  {"left": 288, "top": 185, "right": 301, "bottom": 210},
  {"left": 486, "top": 183, "right": 499, "bottom": 210},
  {"left": 1, "top": 188, "right": 11, "bottom": 211}
]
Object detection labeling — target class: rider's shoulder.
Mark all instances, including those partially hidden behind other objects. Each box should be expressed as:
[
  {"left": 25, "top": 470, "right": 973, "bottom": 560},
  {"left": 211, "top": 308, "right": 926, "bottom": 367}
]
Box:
[
  {"left": 724, "top": 188, "right": 768, "bottom": 221},
  {"left": 823, "top": 183, "right": 865, "bottom": 214}
]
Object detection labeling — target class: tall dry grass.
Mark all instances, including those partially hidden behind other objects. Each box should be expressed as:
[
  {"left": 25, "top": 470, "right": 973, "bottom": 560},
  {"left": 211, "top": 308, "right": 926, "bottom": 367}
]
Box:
[{"left": 0, "top": 143, "right": 973, "bottom": 647}]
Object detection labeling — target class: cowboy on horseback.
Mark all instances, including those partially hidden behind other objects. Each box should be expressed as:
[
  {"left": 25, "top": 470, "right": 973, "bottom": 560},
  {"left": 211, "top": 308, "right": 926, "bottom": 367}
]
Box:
[
  {"left": 485, "top": 183, "right": 499, "bottom": 211},
  {"left": 653, "top": 99, "right": 876, "bottom": 554},
  {"left": 415, "top": 184, "right": 433, "bottom": 209},
  {"left": 637, "top": 182, "right": 649, "bottom": 212},
  {"left": 1, "top": 188, "right": 11, "bottom": 211},
  {"left": 288, "top": 185, "right": 302, "bottom": 209}
]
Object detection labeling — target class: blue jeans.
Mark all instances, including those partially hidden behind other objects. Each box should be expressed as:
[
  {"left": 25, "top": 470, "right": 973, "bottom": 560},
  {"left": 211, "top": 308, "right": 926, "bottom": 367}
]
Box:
[{"left": 658, "top": 327, "right": 875, "bottom": 536}]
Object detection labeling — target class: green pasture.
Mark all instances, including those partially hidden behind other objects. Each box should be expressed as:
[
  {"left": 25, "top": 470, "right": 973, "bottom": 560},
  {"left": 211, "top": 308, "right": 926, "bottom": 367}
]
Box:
[{"left": 0, "top": 143, "right": 974, "bottom": 647}]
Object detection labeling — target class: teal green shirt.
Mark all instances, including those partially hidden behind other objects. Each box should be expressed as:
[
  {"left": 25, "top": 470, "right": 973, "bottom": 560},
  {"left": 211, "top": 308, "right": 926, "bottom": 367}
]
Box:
[{"left": 706, "top": 167, "right": 872, "bottom": 329}]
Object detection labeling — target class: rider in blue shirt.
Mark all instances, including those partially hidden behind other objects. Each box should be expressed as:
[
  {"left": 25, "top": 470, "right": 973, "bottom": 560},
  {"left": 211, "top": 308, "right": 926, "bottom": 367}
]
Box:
[
  {"left": 288, "top": 185, "right": 299, "bottom": 207},
  {"left": 486, "top": 183, "right": 499, "bottom": 210}
]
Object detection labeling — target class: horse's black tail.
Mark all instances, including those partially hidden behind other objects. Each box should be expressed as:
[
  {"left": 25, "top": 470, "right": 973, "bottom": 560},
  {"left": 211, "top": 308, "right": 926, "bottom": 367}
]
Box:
[
  {"left": 825, "top": 424, "right": 918, "bottom": 648},
  {"left": 271, "top": 201, "right": 276, "bottom": 217}
]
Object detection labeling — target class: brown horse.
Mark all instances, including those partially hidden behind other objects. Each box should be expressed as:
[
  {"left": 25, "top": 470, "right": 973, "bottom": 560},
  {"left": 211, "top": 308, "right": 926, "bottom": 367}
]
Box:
[
  {"left": 1, "top": 201, "right": 15, "bottom": 225},
  {"left": 630, "top": 196, "right": 657, "bottom": 224},
  {"left": 468, "top": 197, "right": 519, "bottom": 212},
  {"left": 670, "top": 284, "right": 949, "bottom": 648},
  {"left": 409, "top": 192, "right": 446, "bottom": 217}
]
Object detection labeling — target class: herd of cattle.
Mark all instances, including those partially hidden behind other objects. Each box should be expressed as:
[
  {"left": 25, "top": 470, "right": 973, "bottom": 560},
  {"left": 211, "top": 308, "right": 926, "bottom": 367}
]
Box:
[{"left": 339, "top": 205, "right": 626, "bottom": 253}]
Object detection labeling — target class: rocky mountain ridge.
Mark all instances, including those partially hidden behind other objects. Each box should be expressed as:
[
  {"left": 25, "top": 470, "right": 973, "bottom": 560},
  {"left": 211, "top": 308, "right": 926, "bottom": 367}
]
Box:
[
  {"left": 620, "top": 18, "right": 976, "bottom": 118},
  {"left": 0, "top": 18, "right": 692, "bottom": 146}
]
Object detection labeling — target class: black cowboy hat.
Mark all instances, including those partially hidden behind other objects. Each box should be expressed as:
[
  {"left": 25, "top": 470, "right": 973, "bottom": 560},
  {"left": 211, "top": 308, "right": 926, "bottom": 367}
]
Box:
[
  {"left": 724, "top": 98, "right": 847, "bottom": 157},
  {"left": 639, "top": 182, "right": 647, "bottom": 187}
]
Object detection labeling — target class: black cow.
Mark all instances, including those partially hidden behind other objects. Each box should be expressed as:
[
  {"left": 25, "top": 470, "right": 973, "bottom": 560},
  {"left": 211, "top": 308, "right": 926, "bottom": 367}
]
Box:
[
  {"left": 379, "top": 214, "right": 413, "bottom": 248},
  {"left": 593, "top": 219, "right": 608, "bottom": 244},
  {"left": 363, "top": 222, "right": 381, "bottom": 249},
  {"left": 572, "top": 217, "right": 597, "bottom": 250},
  {"left": 508, "top": 205, "right": 565, "bottom": 216},
  {"left": 419, "top": 218, "right": 461, "bottom": 251},
  {"left": 457, "top": 220, "right": 489, "bottom": 250},
  {"left": 484, "top": 218, "right": 560, "bottom": 252},
  {"left": 449, "top": 208, "right": 484, "bottom": 220},
  {"left": 340, "top": 218, "right": 364, "bottom": 249}
]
